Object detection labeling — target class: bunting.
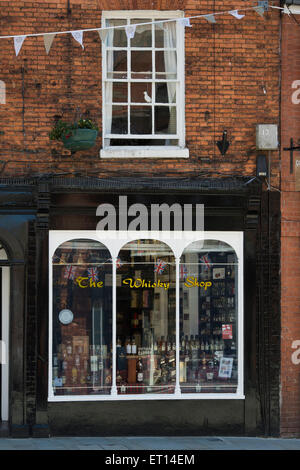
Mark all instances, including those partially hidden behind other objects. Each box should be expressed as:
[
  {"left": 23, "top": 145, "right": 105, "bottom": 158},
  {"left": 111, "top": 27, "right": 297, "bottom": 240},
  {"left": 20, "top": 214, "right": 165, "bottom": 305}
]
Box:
[
  {"left": 229, "top": 10, "right": 245, "bottom": 20},
  {"left": 43, "top": 33, "right": 55, "bottom": 54},
  {"left": 180, "top": 264, "right": 188, "bottom": 280},
  {"left": 180, "top": 18, "right": 192, "bottom": 28},
  {"left": 125, "top": 25, "right": 136, "bottom": 40},
  {"left": 71, "top": 30, "right": 84, "bottom": 49},
  {"left": 98, "top": 28, "right": 108, "bottom": 43},
  {"left": 64, "top": 265, "right": 77, "bottom": 280},
  {"left": 154, "top": 259, "right": 167, "bottom": 274},
  {"left": 14, "top": 35, "right": 26, "bottom": 56},
  {"left": 253, "top": 6, "right": 265, "bottom": 18},
  {"left": 87, "top": 267, "right": 99, "bottom": 282},
  {"left": 204, "top": 14, "right": 216, "bottom": 24},
  {"left": 0, "top": 2, "right": 284, "bottom": 57}
]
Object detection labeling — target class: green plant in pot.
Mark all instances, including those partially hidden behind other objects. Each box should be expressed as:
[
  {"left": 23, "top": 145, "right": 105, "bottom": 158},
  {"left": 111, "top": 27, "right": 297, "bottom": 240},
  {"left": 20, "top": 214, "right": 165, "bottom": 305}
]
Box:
[{"left": 49, "top": 118, "right": 99, "bottom": 152}]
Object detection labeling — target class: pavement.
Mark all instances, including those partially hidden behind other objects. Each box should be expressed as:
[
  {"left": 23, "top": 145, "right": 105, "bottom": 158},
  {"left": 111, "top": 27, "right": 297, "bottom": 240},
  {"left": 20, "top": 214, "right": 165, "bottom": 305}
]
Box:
[{"left": 0, "top": 436, "right": 300, "bottom": 450}]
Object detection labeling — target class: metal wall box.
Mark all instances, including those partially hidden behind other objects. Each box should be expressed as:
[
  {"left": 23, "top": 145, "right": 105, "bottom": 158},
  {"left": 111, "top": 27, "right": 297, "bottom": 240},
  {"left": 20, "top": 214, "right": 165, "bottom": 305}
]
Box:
[{"left": 256, "top": 124, "right": 278, "bottom": 150}]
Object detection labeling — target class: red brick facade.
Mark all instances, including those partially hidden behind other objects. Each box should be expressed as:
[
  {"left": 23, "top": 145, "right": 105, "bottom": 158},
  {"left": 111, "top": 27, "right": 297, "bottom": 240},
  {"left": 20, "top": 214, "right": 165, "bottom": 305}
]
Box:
[
  {"left": 1, "top": 0, "right": 288, "bottom": 436},
  {"left": 281, "top": 9, "right": 300, "bottom": 438},
  {"left": 0, "top": 0, "right": 280, "bottom": 182}
]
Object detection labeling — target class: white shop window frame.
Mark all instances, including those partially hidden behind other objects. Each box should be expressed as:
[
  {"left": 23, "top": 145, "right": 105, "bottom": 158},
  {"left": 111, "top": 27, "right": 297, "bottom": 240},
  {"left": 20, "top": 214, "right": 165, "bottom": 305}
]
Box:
[
  {"left": 48, "top": 230, "right": 244, "bottom": 402},
  {"left": 100, "top": 10, "right": 189, "bottom": 159}
]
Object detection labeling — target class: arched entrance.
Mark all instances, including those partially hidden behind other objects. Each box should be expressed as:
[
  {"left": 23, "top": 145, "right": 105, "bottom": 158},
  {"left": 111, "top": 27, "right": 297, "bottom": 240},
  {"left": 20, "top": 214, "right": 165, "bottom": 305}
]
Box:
[{"left": 0, "top": 245, "right": 9, "bottom": 422}]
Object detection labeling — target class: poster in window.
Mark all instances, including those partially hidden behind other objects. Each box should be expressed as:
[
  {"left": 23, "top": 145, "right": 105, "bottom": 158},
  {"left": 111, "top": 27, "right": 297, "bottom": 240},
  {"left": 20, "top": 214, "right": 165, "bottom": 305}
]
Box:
[
  {"left": 222, "top": 324, "right": 233, "bottom": 340},
  {"left": 218, "top": 357, "right": 233, "bottom": 379},
  {"left": 213, "top": 267, "right": 225, "bottom": 279}
]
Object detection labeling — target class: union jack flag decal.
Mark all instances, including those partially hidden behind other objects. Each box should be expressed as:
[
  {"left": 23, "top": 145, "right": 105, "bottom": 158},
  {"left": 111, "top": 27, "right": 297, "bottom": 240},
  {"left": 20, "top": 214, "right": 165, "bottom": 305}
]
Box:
[
  {"left": 154, "top": 259, "right": 167, "bottom": 274},
  {"left": 87, "top": 267, "right": 99, "bottom": 282},
  {"left": 200, "top": 254, "right": 212, "bottom": 270},
  {"left": 180, "top": 264, "right": 188, "bottom": 280},
  {"left": 116, "top": 257, "right": 123, "bottom": 269},
  {"left": 64, "top": 265, "right": 77, "bottom": 280}
]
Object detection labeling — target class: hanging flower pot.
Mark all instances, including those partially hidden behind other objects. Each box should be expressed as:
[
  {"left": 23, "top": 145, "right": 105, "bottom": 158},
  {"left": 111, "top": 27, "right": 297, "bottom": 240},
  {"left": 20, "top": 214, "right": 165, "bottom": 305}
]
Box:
[
  {"left": 49, "top": 118, "right": 99, "bottom": 153},
  {"left": 62, "top": 128, "right": 98, "bottom": 152}
]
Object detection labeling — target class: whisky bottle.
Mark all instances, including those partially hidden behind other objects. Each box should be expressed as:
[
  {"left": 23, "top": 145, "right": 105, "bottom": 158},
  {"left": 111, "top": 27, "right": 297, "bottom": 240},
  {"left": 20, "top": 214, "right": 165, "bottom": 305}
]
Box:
[
  {"left": 72, "top": 362, "right": 78, "bottom": 384},
  {"left": 181, "top": 335, "right": 185, "bottom": 355},
  {"left": 131, "top": 338, "right": 137, "bottom": 355},
  {"left": 126, "top": 337, "right": 132, "bottom": 355},
  {"left": 132, "top": 312, "right": 138, "bottom": 329},
  {"left": 195, "top": 335, "right": 200, "bottom": 353},
  {"left": 136, "top": 357, "right": 144, "bottom": 383},
  {"left": 90, "top": 354, "right": 98, "bottom": 372},
  {"left": 66, "top": 339, "right": 72, "bottom": 355},
  {"left": 185, "top": 335, "right": 189, "bottom": 355}
]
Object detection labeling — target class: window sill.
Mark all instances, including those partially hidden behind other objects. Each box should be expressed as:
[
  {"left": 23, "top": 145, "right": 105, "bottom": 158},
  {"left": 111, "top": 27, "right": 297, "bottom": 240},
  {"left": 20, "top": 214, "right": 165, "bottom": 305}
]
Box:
[
  {"left": 48, "top": 393, "right": 245, "bottom": 402},
  {"left": 100, "top": 146, "right": 189, "bottom": 159}
]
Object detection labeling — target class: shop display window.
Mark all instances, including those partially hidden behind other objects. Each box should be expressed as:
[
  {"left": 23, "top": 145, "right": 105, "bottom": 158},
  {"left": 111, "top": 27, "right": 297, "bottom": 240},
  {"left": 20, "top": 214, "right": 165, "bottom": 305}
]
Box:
[
  {"left": 52, "top": 239, "right": 112, "bottom": 396},
  {"left": 49, "top": 232, "right": 243, "bottom": 400},
  {"left": 116, "top": 240, "right": 176, "bottom": 395},
  {"left": 179, "top": 240, "right": 238, "bottom": 394}
]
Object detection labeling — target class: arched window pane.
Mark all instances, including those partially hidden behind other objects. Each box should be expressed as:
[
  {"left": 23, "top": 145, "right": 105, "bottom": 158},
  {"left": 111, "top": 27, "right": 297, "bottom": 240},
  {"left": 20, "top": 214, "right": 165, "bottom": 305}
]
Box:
[
  {"left": 180, "top": 239, "right": 238, "bottom": 394},
  {"left": 117, "top": 239, "right": 176, "bottom": 395},
  {"left": 52, "top": 239, "right": 112, "bottom": 396}
]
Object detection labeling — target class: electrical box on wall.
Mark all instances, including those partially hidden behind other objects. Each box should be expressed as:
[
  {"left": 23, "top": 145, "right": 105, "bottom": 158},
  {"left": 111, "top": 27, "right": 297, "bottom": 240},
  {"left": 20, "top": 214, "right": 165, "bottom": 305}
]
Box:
[{"left": 256, "top": 124, "right": 278, "bottom": 150}]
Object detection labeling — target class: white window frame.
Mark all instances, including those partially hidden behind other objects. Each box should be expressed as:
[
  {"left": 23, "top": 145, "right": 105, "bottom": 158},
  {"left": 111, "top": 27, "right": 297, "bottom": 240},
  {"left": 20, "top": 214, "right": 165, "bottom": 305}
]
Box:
[
  {"left": 0, "top": 248, "right": 9, "bottom": 421},
  {"left": 49, "top": 230, "right": 244, "bottom": 402},
  {"left": 100, "top": 10, "right": 189, "bottom": 159}
]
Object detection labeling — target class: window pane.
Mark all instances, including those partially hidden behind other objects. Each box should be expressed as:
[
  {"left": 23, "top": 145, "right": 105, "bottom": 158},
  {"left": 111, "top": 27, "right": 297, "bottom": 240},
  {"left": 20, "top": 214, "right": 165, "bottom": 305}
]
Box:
[
  {"left": 111, "top": 105, "right": 128, "bottom": 134},
  {"left": 154, "top": 21, "right": 168, "bottom": 48},
  {"left": 109, "top": 138, "right": 178, "bottom": 146},
  {"left": 130, "top": 19, "right": 152, "bottom": 47},
  {"left": 116, "top": 240, "right": 176, "bottom": 395},
  {"left": 155, "top": 106, "right": 176, "bottom": 135},
  {"left": 112, "top": 82, "right": 128, "bottom": 103},
  {"left": 155, "top": 51, "right": 177, "bottom": 80},
  {"left": 131, "top": 83, "right": 152, "bottom": 104},
  {"left": 107, "top": 50, "right": 127, "bottom": 79},
  {"left": 52, "top": 239, "right": 112, "bottom": 396},
  {"left": 106, "top": 19, "right": 127, "bottom": 47},
  {"left": 180, "top": 240, "right": 238, "bottom": 394},
  {"left": 155, "top": 82, "right": 176, "bottom": 104},
  {"left": 131, "top": 51, "right": 152, "bottom": 79},
  {"left": 130, "top": 106, "right": 152, "bottom": 134}
]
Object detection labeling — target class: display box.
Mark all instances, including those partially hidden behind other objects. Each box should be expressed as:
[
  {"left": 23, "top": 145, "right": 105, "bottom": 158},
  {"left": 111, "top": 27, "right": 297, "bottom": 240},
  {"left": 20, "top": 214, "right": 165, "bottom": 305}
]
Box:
[{"left": 72, "top": 336, "right": 89, "bottom": 355}]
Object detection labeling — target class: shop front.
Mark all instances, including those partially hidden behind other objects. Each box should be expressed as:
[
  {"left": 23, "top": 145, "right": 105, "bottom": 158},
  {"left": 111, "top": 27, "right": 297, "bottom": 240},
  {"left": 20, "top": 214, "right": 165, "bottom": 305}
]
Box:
[
  {"left": 32, "top": 177, "right": 279, "bottom": 437},
  {"left": 0, "top": 177, "right": 281, "bottom": 437}
]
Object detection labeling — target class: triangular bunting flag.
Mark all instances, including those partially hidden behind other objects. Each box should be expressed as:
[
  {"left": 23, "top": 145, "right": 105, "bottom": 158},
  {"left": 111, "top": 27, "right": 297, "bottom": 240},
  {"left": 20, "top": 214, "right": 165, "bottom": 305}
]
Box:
[
  {"left": 253, "top": 6, "right": 265, "bottom": 18},
  {"left": 98, "top": 28, "right": 108, "bottom": 43},
  {"left": 125, "top": 25, "right": 136, "bottom": 40},
  {"left": 14, "top": 35, "right": 26, "bottom": 56},
  {"left": 71, "top": 30, "right": 84, "bottom": 49},
  {"left": 283, "top": 5, "right": 291, "bottom": 15},
  {"left": 156, "top": 21, "right": 165, "bottom": 30},
  {"left": 204, "top": 14, "right": 216, "bottom": 24},
  {"left": 43, "top": 33, "right": 55, "bottom": 54},
  {"left": 229, "top": 10, "right": 245, "bottom": 20},
  {"left": 180, "top": 18, "right": 192, "bottom": 28}
]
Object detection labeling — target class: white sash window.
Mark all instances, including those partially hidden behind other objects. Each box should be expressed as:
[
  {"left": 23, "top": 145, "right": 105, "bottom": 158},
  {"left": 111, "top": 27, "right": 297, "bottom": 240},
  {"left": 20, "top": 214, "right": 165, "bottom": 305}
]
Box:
[{"left": 100, "top": 11, "right": 189, "bottom": 158}]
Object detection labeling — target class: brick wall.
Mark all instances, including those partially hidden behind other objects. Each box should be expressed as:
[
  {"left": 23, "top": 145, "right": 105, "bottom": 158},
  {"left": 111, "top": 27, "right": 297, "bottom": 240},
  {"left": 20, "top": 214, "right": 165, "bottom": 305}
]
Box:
[
  {"left": 281, "top": 11, "right": 300, "bottom": 438},
  {"left": 0, "top": 0, "right": 280, "bottom": 183}
]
